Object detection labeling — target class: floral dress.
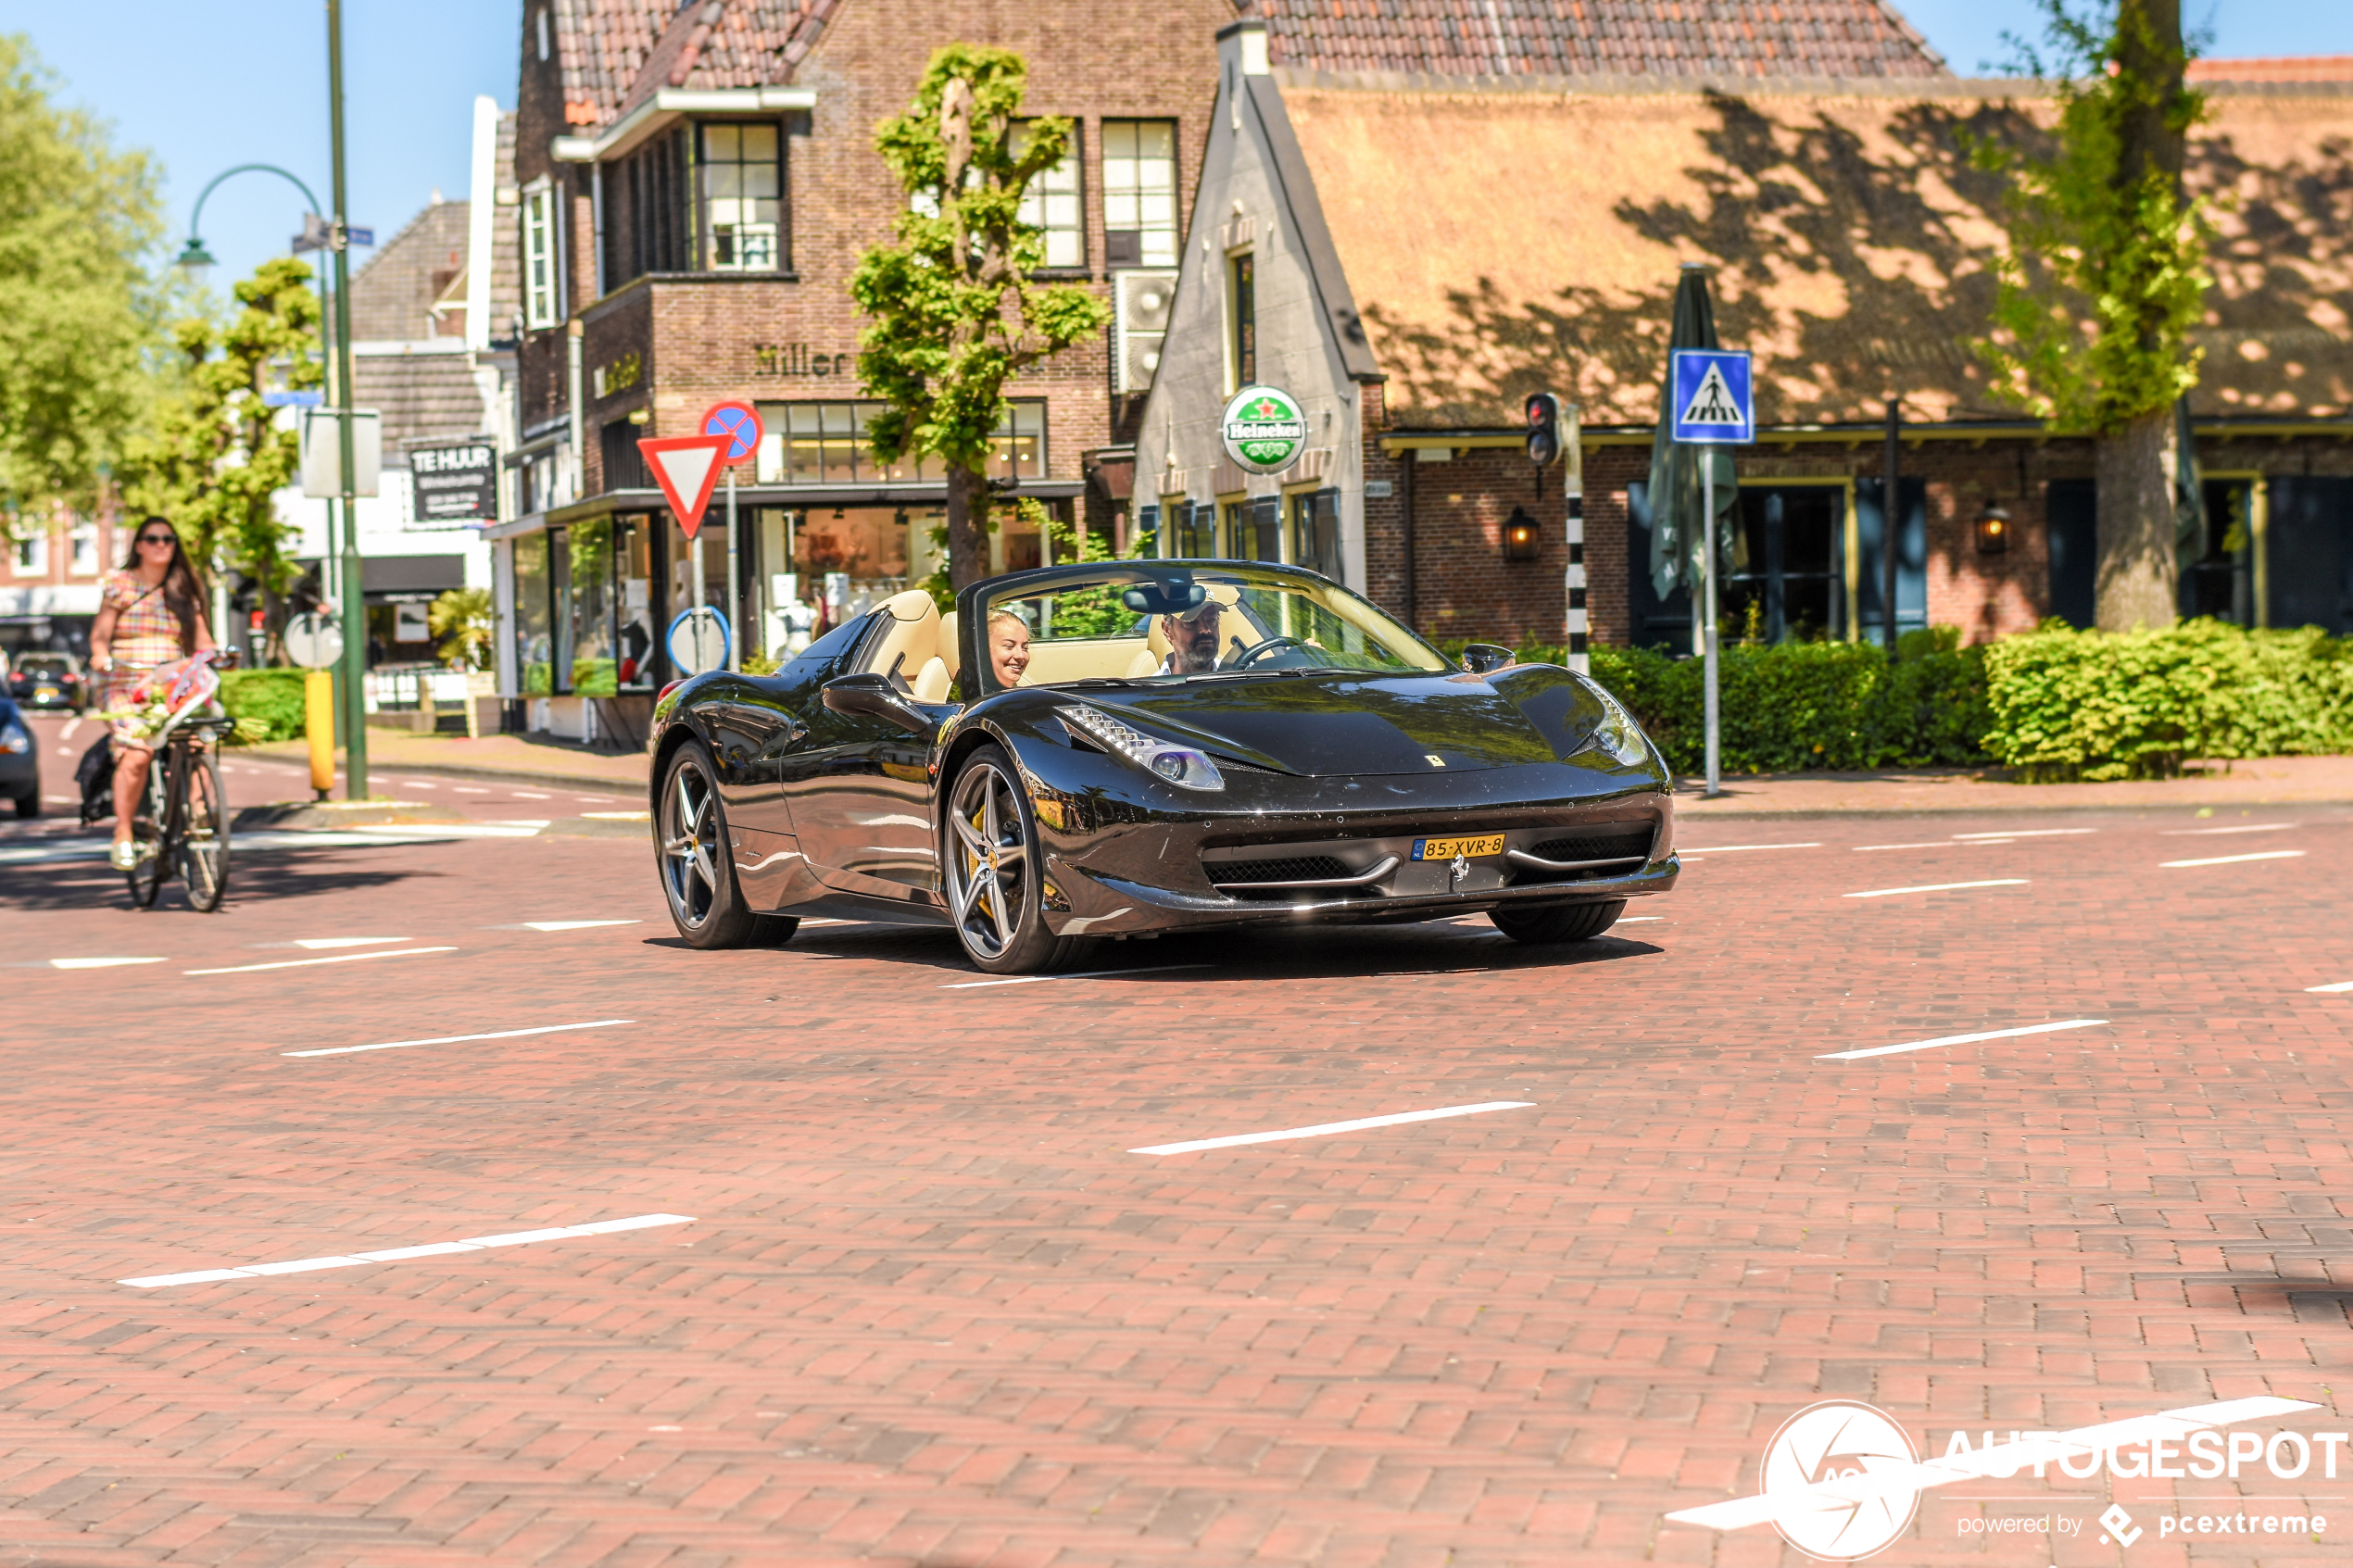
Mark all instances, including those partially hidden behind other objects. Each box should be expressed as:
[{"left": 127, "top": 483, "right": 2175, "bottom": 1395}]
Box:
[{"left": 100, "top": 571, "right": 192, "bottom": 742}]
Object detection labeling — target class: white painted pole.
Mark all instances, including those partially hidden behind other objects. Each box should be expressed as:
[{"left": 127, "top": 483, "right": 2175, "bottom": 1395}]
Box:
[
  {"left": 1702, "top": 445, "right": 1721, "bottom": 798},
  {"left": 724, "top": 467, "right": 740, "bottom": 673}
]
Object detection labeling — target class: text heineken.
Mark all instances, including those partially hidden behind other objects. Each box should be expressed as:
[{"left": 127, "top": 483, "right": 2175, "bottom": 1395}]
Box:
[{"left": 1221, "top": 385, "right": 1308, "bottom": 475}]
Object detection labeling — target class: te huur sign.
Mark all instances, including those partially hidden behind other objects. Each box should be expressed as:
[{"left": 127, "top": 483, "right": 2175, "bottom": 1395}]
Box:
[
  {"left": 754, "top": 343, "right": 855, "bottom": 379},
  {"left": 409, "top": 439, "right": 497, "bottom": 526}
]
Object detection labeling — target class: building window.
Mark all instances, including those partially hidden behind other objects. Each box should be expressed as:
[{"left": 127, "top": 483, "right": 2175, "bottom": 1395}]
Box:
[
  {"left": 1173, "top": 500, "right": 1216, "bottom": 558},
  {"left": 1224, "top": 496, "right": 1278, "bottom": 562},
  {"left": 1228, "top": 252, "right": 1255, "bottom": 389},
  {"left": 1101, "top": 119, "right": 1176, "bottom": 269},
  {"left": 1290, "top": 489, "right": 1341, "bottom": 579},
  {"left": 757, "top": 401, "right": 1046, "bottom": 486},
  {"left": 612, "top": 128, "right": 691, "bottom": 287},
  {"left": 1013, "top": 122, "right": 1083, "bottom": 270},
  {"left": 700, "top": 122, "right": 781, "bottom": 270},
  {"left": 69, "top": 520, "right": 96, "bottom": 573},
  {"left": 13, "top": 531, "right": 44, "bottom": 574},
  {"left": 522, "top": 184, "right": 556, "bottom": 329}
]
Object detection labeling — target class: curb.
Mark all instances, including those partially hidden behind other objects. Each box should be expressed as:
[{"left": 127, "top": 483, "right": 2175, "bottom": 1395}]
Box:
[{"left": 235, "top": 746, "right": 648, "bottom": 797}]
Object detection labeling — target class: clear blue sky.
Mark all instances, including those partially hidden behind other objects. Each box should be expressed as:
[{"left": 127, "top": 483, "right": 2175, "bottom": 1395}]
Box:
[{"left": 7, "top": 2, "right": 2351, "bottom": 294}]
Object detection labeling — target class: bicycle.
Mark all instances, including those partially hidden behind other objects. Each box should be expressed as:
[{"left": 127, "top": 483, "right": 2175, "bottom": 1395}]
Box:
[{"left": 118, "top": 651, "right": 234, "bottom": 912}]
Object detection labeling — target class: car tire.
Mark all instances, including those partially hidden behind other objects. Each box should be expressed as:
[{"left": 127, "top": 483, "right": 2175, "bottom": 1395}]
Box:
[
  {"left": 1490, "top": 898, "right": 1626, "bottom": 945},
  {"left": 942, "top": 743, "right": 1085, "bottom": 975},
  {"left": 12, "top": 789, "right": 36, "bottom": 820},
  {"left": 657, "top": 739, "right": 761, "bottom": 949}
]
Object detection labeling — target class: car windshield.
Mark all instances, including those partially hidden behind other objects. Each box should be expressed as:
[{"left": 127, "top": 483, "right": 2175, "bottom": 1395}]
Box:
[
  {"left": 21, "top": 658, "right": 69, "bottom": 676},
  {"left": 977, "top": 564, "right": 1448, "bottom": 695}
]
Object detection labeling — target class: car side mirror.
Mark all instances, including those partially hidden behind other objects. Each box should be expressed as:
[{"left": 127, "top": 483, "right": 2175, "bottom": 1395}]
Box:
[
  {"left": 822, "top": 671, "right": 933, "bottom": 734},
  {"left": 1461, "top": 643, "right": 1516, "bottom": 674}
]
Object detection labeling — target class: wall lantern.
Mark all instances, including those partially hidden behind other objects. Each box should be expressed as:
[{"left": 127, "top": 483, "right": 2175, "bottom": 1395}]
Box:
[
  {"left": 1975, "top": 501, "right": 2011, "bottom": 555},
  {"left": 1502, "top": 505, "right": 1541, "bottom": 561}
]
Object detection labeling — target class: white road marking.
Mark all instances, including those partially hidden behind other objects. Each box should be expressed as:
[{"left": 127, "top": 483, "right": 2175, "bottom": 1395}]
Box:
[
  {"left": 355, "top": 822, "right": 542, "bottom": 838},
  {"left": 50, "top": 957, "right": 167, "bottom": 970},
  {"left": 1843, "top": 879, "right": 2029, "bottom": 898},
  {"left": 942, "top": 963, "right": 1214, "bottom": 989},
  {"left": 285, "top": 1018, "right": 635, "bottom": 1058},
  {"left": 2161, "top": 849, "right": 2305, "bottom": 868},
  {"left": 187, "top": 947, "right": 456, "bottom": 975},
  {"left": 1816, "top": 1017, "right": 2109, "bottom": 1061},
  {"left": 1667, "top": 1396, "right": 2318, "bottom": 1535},
  {"left": 575, "top": 796, "right": 618, "bottom": 803},
  {"left": 1133, "top": 1100, "right": 1536, "bottom": 1156},
  {"left": 119, "top": 1212, "right": 694, "bottom": 1288},
  {"left": 1617, "top": 916, "right": 1664, "bottom": 922},
  {"left": 581, "top": 811, "right": 650, "bottom": 822},
  {"left": 520, "top": 920, "right": 639, "bottom": 932},
  {"left": 293, "top": 936, "right": 410, "bottom": 950},
  {"left": 1950, "top": 828, "right": 2094, "bottom": 839},
  {"left": 403, "top": 781, "right": 439, "bottom": 789},
  {"left": 2304, "top": 980, "right": 2353, "bottom": 994},
  {"left": 1675, "top": 842, "right": 1823, "bottom": 854},
  {"left": 512, "top": 791, "right": 552, "bottom": 799},
  {"left": 60, "top": 718, "right": 82, "bottom": 741},
  {"left": 455, "top": 786, "right": 490, "bottom": 794},
  {"left": 1852, "top": 841, "right": 1969, "bottom": 851},
  {"left": 2166, "top": 821, "right": 2296, "bottom": 835}
]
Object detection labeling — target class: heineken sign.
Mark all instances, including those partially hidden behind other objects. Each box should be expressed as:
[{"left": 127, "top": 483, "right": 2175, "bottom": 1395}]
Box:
[{"left": 1221, "top": 384, "right": 1308, "bottom": 475}]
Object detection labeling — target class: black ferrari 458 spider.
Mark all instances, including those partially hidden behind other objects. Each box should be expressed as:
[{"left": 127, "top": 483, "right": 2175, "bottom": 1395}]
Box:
[{"left": 647, "top": 560, "right": 1677, "bottom": 972}]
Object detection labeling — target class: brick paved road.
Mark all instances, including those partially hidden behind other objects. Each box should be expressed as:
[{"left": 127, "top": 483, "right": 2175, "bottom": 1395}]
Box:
[{"left": 5, "top": 784, "right": 2352, "bottom": 1565}]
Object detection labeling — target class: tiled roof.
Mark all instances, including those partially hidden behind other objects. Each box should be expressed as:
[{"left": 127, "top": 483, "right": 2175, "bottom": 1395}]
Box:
[
  {"left": 349, "top": 200, "right": 472, "bottom": 344},
  {"left": 564, "top": 0, "right": 841, "bottom": 127},
  {"left": 1276, "top": 80, "right": 2353, "bottom": 427},
  {"left": 2188, "top": 56, "right": 2353, "bottom": 83},
  {"left": 353, "top": 349, "right": 497, "bottom": 454},
  {"left": 1256, "top": 0, "right": 1945, "bottom": 79}
]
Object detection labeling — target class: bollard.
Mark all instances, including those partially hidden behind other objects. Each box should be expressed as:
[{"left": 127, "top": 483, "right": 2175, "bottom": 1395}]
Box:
[{"left": 305, "top": 669, "right": 334, "bottom": 800}]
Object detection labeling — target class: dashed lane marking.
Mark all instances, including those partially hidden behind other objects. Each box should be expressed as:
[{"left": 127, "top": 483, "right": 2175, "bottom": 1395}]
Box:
[
  {"left": 50, "top": 957, "right": 167, "bottom": 970},
  {"left": 2165, "top": 821, "right": 2296, "bottom": 835},
  {"left": 1133, "top": 1100, "right": 1536, "bottom": 1156},
  {"left": 292, "top": 937, "right": 409, "bottom": 950},
  {"left": 186, "top": 947, "right": 456, "bottom": 976},
  {"left": 285, "top": 1018, "right": 635, "bottom": 1058},
  {"left": 941, "top": 963, "right": 1214, "bottom": 989},
  {"left": 119, "top": 1212, "right": 694, "bottom": 1288},
  {"left": 2160, "top": 849, "right": 2305, "bottom": 868},
  {"left": 1950, "top": 828, "right": 2095, "bottom": 839},
  {"left": 2305, "top": 980, "right": 2353, "bottom": 994},
  {"left": 1675, "top": 842, "right": 1822, "bottom": 854},
  {"left": 1816, "top": 1017, "right": 2109, "bottom": 1061},
  {"left": 1843, "top": 879, "right": 2029, "bottom": 898},
  {"left": 517, "top": 920, "right": 640, "bottom": 932}
]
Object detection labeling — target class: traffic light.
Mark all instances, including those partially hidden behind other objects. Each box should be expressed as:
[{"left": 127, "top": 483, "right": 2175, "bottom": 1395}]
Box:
[{"left": 1525, "top": 392, "right": 1562, "bottom": 469}]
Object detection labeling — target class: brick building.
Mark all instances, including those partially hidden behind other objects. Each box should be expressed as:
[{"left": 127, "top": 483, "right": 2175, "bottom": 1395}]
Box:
[
  {"left": 495, "top": 0, "right": 1235, "bottom": 741},
  {"left": 1136, "top": 24, "right": 2353, "bottom": 653},
  {"left": 0, "top": 502, "right": 119, "bottom": 668}
]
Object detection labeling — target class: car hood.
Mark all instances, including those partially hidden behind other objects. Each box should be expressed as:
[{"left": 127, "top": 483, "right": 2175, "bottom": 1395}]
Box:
[{"left": 1086, "top": 668, "right": 1609, "bottom": 775}]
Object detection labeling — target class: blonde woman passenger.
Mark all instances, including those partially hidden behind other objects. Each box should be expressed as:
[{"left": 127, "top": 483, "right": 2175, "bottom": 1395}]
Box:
[{"left": 987, "top": 609, "right": 1031, "bottom": 689}]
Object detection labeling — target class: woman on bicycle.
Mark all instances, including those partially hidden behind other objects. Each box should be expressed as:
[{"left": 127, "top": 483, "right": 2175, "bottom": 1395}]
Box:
[{"left": 89, "top": 517, "right": 215, "bottom": 871}]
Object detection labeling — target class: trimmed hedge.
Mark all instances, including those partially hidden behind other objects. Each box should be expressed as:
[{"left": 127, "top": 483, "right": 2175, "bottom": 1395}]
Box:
[
  {"left": 218, "top": 668, "right": 308, "bottom": 744},
  {"left": 1980, "top": 620, "right": 2353, "bottom": 780}
]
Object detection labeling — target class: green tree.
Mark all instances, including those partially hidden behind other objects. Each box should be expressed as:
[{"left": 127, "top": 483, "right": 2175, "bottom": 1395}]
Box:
[
  {"left": 428, "top": 586, "right": 493, "bottom": 671},
  {"left": 120, "top": 257, "right": 321, "bottom": 658},
  {"left": 0, "top": 34, "right": 168, "bottom": 513},
  {"left": 1973, "top": 0, "right": 2208, "bottom": 630},
  {"left": 850, "top": 44, "right": 1111, "bottom": 591}
]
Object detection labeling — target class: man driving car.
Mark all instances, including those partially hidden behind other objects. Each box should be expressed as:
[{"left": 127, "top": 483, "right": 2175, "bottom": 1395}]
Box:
[{"left": 1158, "top": 599, "right": 1229, "bottom": 675}]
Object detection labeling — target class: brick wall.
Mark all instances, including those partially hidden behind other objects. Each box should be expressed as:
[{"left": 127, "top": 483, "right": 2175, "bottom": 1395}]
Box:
[{"left": 512, "top": 0, "right": 1236, "bottom": 502}]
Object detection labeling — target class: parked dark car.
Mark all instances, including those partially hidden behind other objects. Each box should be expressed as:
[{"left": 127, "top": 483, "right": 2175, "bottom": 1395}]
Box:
[
  {"left": 648, "top": 560, "right": 1677, "bottom": 973},
  {"left": 0, "top": 696, "right": 39, "bottom": 817},
  {"left": 9, "top": 653, "right": 85, "bottom": 712}
]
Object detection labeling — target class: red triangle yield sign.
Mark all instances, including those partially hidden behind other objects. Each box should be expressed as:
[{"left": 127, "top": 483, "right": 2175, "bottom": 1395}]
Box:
[{"left": 638, "top": 434, "right": 731, "bottom": 538}]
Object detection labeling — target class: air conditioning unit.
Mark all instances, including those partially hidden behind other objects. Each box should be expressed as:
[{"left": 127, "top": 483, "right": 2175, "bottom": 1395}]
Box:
[{"left": 1114, "top": 269, "right": 1179, "bottom": 395}]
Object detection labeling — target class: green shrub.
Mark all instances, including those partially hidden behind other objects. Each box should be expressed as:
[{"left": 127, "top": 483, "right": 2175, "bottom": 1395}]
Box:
[
  {"left": 217, "top": 668, "right": 309, "bottom": 744},
  {"left": 1980, "top": 619, "right": 2353, "bottom": 780}
]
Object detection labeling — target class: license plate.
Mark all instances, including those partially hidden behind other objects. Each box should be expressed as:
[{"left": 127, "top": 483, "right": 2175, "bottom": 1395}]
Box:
[
  {"left": 1412, "top": 833, "right": 1504, "bottom": 861},
  {"left": 33, "top": 687, "right": 58, "bottom": 701}
]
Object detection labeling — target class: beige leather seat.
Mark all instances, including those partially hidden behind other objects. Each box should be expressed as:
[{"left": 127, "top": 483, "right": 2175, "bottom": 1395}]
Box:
[
  {"left": 913, "top": 609, "right": 960, "bottom": 701},
  {"left": 862, "top": 590, "right": 948, "bottom": 698}
]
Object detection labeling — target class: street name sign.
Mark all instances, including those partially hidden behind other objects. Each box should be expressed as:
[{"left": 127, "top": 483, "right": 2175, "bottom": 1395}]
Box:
[
  {"left": 638, "top": 434, "right": 731, "bottom": 539},
  {"left": 1669, "top": 350, "right": 1755, "bottom": 445},
  {"left": 1221, "top": 384, "right": 1308, "bottom": 475}
]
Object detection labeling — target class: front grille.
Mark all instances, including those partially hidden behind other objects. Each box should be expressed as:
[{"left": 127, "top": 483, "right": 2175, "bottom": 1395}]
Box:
[
  {"left": 1520, "top": 826, "right": 1655, "bottom": 880},
  {"left": 1211, "top": 855, "right": 1351, "bottom": 885}
]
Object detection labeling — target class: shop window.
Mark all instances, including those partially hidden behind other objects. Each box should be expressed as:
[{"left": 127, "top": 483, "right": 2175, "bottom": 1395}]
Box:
[
  {"left": 1724, "top": 488, "right": 1843, "bottom": 645},
  {"left": 1173, "top": 500, "right": 1216, "bottom": 558},
  {"left": 701, "top": 122, "right": 782, "bottom": 270},
  {"left": 549, "top": 527, "right": 575, "bottom": 693},
  {"left": 617, "top": 515, "right": 656, "bottom": 688},
  {"left": 513, "top": 532, "right": 551, "bottom": 694},
  {"left": 522, "top": 183, "right": 557, "bottom": 330},
  {"left": 1101, "top": 119, "right": 1177, "bottom": 269},
  {"left": 1290, "top": 489, "right": 1341, "bottom": 579},
  {"left": 1225, "top": 496, "right": 1278, "bottom": 562},
  {"left": 756, "top": 400, "right": 1043, "bottom": 485},
  {"left": 570, "top": 517, "right": 616, "bottom": 696},
  {"left": 1013, "top": 121, "right": 1083, "bottom": 270},
  {"left": 1228, "top": 252, "right": 1255, "bottom": 389}
]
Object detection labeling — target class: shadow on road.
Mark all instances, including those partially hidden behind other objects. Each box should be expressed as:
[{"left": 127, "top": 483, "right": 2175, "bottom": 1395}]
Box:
[{"left": 0, "top": 848, "right": 436, "bottom": 913}]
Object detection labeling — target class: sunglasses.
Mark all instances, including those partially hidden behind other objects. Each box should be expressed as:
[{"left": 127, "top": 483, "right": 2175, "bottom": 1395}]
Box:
[{"left": 137, "top": 533, "right": 177, "bottom": 546}]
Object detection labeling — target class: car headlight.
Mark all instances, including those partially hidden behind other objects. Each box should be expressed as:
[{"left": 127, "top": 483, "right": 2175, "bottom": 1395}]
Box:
[
  {"left": 0, "top": 723, "right": 28, "bottom": 755},
  {"left": 1574, "top": 681, "right": 1651, "bottom": 767},
  {"left": 1059, "top": 703, "right": 1226, "bottom": 792}
]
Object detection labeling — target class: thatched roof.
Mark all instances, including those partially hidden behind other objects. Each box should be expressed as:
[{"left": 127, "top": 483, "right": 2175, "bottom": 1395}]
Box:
[{"left": 1277, "top": 74, "right": 2353, "bottom": 427}]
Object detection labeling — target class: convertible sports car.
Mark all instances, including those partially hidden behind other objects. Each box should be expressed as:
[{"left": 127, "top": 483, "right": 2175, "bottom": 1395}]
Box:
[{"left": 647, "top": 561, "right": 1678, "bottom": 973}]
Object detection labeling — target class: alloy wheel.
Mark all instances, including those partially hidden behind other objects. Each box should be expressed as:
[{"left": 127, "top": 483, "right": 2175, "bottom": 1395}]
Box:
[
  {"left": 946, "top": 759, "right": 1030, "bottom": 961},
  {"left": 661, "top": 755, "right": 724, "bottom": 930}
]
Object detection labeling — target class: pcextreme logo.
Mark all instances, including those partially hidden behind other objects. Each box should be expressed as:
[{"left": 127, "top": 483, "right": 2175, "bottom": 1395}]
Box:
[{"left": 1667, "top": 1395, "right": 2333, "bottom": 1561}]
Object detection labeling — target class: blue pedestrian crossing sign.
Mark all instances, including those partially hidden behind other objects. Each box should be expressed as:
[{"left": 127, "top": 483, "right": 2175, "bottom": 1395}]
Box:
[{"left": 1669, "top": 349, "right": 1754, "bottom": 445}]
